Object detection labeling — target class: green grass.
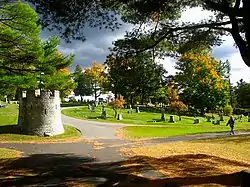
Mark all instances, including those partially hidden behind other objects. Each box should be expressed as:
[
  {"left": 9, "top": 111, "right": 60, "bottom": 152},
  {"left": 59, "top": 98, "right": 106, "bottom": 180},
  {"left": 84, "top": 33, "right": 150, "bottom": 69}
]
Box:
[
  {"left": 0, "top": 104, "right": 81, "bottom": 142},
  {"left": 62, "top": 106, "right": 250, "bottom": 139}
]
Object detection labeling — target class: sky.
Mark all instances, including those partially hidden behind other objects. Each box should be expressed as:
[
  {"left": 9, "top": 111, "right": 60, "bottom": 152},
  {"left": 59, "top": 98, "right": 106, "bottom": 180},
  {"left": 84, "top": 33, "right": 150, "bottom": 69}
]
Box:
[{"left": 40, "top": 7, "right": 250, "bottom": 85}]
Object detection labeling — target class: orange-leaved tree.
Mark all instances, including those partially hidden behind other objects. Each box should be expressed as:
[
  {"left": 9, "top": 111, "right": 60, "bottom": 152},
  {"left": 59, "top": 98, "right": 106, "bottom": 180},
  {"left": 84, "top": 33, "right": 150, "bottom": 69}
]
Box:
[
  {"left": 84, "top": 61, "right": 108, "bottom": 101},
  {"left": 175, "top": 50, "right": 229, "bottom": 115},
  {"left": 168, "top": 81, "right": 188, "bottom": 120},
  {"left": 108, "top": 98, "right": 125, "bottom": 118}
]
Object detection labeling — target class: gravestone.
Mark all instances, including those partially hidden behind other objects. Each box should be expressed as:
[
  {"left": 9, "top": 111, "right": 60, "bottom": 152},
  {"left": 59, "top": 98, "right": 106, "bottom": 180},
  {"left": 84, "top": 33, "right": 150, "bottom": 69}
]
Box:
[
  {"left": 193, "top": 118, "right": 200, "bottom": 124},
  {"left": 239, "top": 114, "right": 243, "bottom": 122},
  {"left": 219, "top": 114, "right": 224, "bottom": 121},
  {"left": 212, "top": 114, "right": 215, "bottom": 120},
  {"left": 117, "top": 114, "right": 123, "bottom": 120},
  {"left": 161, "top": 107, "right": 165, "bottom": 121},
  {"left": 91, "top": 103, "right": 95, "bottom": 112},
  {"left": 101, "top": 105, "right": 106, "bottom": 119},
  {"left": 248, "top": 115, "right": 250, "bottom": 122},
  {"left": 214, "top": 120, "right": 220, "bottom": 125},
  {"left": 128, "top": 105, "right": 133, "bottom": 114},
  {"left": 136, "top": 107, "right": 140, "bottom": 113},
  {"left": 169, "top": 115, "right": 175, "bottom": 123},
  {"left": 179, "top": 116, "right": 182, "bottom": 121}
]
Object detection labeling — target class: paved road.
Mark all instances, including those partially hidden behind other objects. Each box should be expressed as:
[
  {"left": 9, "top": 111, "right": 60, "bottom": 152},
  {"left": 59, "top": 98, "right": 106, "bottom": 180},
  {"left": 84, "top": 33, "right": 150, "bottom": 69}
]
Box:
[{"left": 62, "top": 114, "right": 123, "bottom": 139}]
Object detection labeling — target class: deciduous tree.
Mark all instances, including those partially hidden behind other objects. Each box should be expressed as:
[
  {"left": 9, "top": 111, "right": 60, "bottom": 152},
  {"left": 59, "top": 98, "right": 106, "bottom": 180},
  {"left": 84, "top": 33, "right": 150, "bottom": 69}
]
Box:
[
  {"left": 73, "top": 65, "right": 92, "bottom": 101},
  {"left": 84, "top": 62, "right": 108, "bottom": 101},
  {"left": 176, "top": 51, "right": 230, "bottom": 115}
]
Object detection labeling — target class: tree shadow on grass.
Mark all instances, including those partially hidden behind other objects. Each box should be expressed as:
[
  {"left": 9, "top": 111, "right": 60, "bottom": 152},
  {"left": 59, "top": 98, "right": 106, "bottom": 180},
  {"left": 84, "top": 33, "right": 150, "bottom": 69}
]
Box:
[
  {"left": 87, "top": 116, "right": 115, "bottom": 120},
  {"left": 0, "top": 153, "right": 249, "bottom": 186},
  {"left": 0, "top": 124, "right": 22, "bottom": 135}
]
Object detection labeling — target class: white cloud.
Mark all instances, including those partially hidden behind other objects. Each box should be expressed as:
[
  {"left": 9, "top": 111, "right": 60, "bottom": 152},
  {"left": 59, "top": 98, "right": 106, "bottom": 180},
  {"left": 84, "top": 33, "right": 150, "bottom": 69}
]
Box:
[{"left": 180, "top": 7, "right": 214, "bottom": 23}]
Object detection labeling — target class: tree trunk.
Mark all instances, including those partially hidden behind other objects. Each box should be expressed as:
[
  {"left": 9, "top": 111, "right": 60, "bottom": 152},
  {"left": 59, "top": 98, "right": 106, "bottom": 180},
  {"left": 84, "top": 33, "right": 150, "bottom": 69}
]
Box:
[
  {"left": 201, "top": 108, "right": 205, "bottom": 116},
  {"left": 94, "top": 89, "right": 97, "bottom": 102},
  {"left": 114, "top": 109, "right": 117, "bottom": 118},
  {"left": 130, "top": 94, "right": 133, "bottom": 106}
]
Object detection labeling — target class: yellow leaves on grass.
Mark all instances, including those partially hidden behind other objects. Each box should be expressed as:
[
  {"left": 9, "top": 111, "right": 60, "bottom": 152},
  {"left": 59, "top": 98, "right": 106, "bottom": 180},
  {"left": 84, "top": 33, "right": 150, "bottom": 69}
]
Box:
[{"left": 123, "top": 136, "right": 250, "bottom": 178}]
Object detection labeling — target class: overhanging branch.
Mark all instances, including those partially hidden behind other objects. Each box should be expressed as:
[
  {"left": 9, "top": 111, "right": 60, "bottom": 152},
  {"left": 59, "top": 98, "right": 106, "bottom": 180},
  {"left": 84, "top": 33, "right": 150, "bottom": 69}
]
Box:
[
  {"left": 205, "top": 0, "right": 243, "bottom": 17},
  {"left": 136, "top": 20, "right": 238, "bottom": 54}
]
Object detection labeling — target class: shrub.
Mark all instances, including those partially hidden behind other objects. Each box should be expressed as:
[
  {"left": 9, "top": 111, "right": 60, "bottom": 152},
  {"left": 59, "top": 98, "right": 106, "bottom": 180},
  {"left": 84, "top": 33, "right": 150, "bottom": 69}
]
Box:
[
  {"left": 169, "top": 101, "right": 188, "bottom": 115},
  {"left": 224, "top": 105, "right": 233, "bottom": 116},
  {"left": 108, "top": 98, "right": 125, "bottom": 110},
  {"left": 233, "top": 108, "right": 247, "bottom": 115}
]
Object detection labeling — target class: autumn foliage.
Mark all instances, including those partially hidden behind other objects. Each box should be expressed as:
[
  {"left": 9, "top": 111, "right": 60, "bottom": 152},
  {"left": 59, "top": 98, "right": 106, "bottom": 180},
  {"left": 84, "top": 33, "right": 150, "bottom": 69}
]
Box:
[
  {"left": 176, "top": 51, "right": 229, "bottom": 113},
  {"left": 179, "top": 52, "right": 226, "bottom": 90},
  {"left": 108, "top": 98, "right": 125, "bottom": 110},
  {"left": 169, "top": 101, "right": 188, "bottom": 114}
]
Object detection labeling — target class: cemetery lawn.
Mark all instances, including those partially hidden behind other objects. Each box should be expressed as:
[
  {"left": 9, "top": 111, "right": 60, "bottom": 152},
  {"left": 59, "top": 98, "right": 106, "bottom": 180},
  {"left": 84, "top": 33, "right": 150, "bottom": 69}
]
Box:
[
  {"left": 121, "top": 135, "right": 250, "bottom": 179},
  {"left": 0, "top": 104, "right": 81, "bottom": 142},
  {"left": 63, "top": 106, "right": 250, "bottom": 138}
]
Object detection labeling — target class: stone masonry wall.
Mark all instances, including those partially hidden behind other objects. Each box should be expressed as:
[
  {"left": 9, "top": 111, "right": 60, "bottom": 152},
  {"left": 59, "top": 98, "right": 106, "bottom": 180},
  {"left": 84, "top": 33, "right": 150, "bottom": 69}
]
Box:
[{"left": 18, "top": 90, "right": 64, "bottom": 136}]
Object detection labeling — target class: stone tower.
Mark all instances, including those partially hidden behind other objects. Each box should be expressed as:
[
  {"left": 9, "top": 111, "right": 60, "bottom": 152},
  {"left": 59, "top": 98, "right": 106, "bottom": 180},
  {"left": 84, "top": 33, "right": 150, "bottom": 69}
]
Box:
[{"left": 18, "top": 90, "right": 64, "bottom": 136}]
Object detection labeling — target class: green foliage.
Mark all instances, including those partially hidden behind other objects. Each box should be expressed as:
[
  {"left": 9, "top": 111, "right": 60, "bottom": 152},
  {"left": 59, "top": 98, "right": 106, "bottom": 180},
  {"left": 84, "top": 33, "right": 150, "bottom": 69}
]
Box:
[
  {"left": 84, "top": 62, "right": 108, "bottom": 101},
  {"left": 234, "top": 79, "right": 250, "bottom": 108},
  {"left": 233, "top": 108, "right": 248, "bottom": 115},
  {"left": 151, "top": 87, "right": 169, "bottom": 104},
  {"left": 106, "top": 51, "right": 167, "bottom": 104},
  {"left": 224, "top": 105, "right": 233, "bottom": 116},
  {"left": 73, "top": 65, "right": 92, "bottom": 98},
  {"left": 26, "top": 0, "right": 121, "bottom": 42},
  {"left": 0, "top": 2, "right": 43, "bottom": 75},
  {"left": 176, "top": 51, "right": 230, "bottom": 113}
]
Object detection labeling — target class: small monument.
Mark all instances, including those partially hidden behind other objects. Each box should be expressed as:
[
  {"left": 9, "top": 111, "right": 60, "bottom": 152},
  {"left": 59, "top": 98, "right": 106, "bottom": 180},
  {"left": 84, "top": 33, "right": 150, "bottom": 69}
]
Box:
[
  {"left": 219, "top": 113, "right": 224, "bottom": 121},
  {"left": 169, "top": 115, "right": 175, "bottom": 123},
  {"left": 101, "top": 104, "right": 106, "bottom": 119},
  {"left": 161, "top": 107, "right": 165, "bottom": 121},
  {"left": 214, "top": 120, "right": 220, "bottom": 125},
  {"left": 179, "top": 116, "right": 182, "bottom": 121},
  {"left": 136, "top": 106, "right": 140, "bottom": 113},
  {"left": 117, "top": 114, "right": 123, "bottom": 120},
  {"left": 88, "top": 104, "right": 91, "bottom": 110},
  {"left": 128, "top": 105, "right": 133, "bottom": 114},
  {"left": 248, "top": 114, "right": 250, "bottom": 122},
  {"left": 206, "top": 116, "right": 211, "bottom": 122},
  {"left": 91, "top": 103, "right": 95, "bottom": 112},
  {"left": 193, "top": 118, "right": 200, "bottom": 124}
]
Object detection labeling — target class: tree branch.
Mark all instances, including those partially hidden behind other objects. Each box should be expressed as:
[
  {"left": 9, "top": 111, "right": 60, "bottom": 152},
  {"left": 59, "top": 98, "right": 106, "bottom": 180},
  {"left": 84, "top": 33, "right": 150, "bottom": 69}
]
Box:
[
  {"left": 136, "top": 20, "right": 237, "bottom": 54},
  {"left": 234, "top": 0, "right": 241, "bottom": 8},
  {"left": 228, "top": 10, "right": 249, "bottom": 66},
  {"left": 205, "top": 0, "right": 243, "bottom": 17}
]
